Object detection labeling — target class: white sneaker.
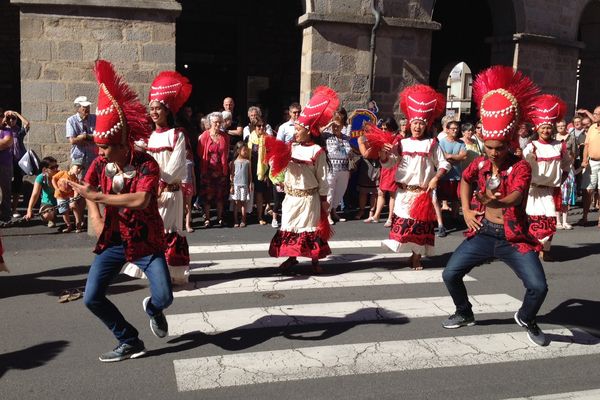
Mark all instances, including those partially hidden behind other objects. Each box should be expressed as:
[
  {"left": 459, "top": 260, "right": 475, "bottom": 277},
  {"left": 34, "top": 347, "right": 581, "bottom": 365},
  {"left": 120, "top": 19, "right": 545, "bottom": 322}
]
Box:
[
  {"left": 12, "top": 212, "right": 21, "bottom": 218},
  {"left": 563, "top": 223, "right": 573, "bottom": 230},
  {"left": 556, "top": 222, "right": 564, "bottom": 230},
  {"left": 271, "top": 219, "right": 279, "bottom": 228}
]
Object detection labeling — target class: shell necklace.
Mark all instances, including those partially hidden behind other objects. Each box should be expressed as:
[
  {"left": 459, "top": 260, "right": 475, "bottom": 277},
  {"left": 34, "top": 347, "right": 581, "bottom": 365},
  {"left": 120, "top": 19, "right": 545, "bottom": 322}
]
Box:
[{"left": 105, "top": 162, "right": 136, "bottom": 194}]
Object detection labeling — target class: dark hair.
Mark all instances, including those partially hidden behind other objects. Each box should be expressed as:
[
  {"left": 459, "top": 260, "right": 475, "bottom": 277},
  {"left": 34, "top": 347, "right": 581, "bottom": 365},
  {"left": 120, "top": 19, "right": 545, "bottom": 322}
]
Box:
[
  {"left": 461, "top": 122, "right": 474, "bottom": 133},
  {"left": 289, "top": 102, "right": 301, "bottom": 110},
  {"left": 335, "top": 107, "right": 348, "bottom": 125},
  {"left": 446, "top": 120, "right": 460, "bottom": 129},
  {"left": 150, "top": 102, "right": 175, "bottom": 130},
  {"left": 250, "top": 116, "right": 265, "bottom": 132},
  {"left": 40, "top": 156, "right": 57, "bottom": 169},
  {"left": 380, "top": 116, "right": 399, "bottom": 133}
]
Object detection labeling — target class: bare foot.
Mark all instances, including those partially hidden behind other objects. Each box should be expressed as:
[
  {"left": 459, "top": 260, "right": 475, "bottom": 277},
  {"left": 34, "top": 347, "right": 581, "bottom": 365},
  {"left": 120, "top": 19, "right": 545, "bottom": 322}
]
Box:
[
  {"left": 311, "top": 260, "right": 323, "bottom": 274},
  {"left": 410, "top": 253, "right": 424, "bottom": 270}
]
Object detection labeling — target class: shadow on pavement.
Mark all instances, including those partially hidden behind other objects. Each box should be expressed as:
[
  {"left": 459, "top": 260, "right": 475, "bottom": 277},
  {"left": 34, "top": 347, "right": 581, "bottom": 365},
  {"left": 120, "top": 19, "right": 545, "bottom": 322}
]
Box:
[
  {"left": 0, "top": 265, "right": 145, "bottom": 299},
  {"left": 540, "top": 298, "right": 600, "bottom": 337},
  {"left": 147, "top": 308, "right": 409, "bottom": 357},
  {"left": 548, "top": 243, "right": 600, "bottom": 262},
  {"left": 0, "top": 341, "right": 70, "bottom": 378}
]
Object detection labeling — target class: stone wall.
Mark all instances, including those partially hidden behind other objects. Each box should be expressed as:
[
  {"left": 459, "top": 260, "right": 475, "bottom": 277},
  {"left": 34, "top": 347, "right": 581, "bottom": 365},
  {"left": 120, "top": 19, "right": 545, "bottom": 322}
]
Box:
[{"left": 16, "top": 0, "right": 180, "bottom": 163}]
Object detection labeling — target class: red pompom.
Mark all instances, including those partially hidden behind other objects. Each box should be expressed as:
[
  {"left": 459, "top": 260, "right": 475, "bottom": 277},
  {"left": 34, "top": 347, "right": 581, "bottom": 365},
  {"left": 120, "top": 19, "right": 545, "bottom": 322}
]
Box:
[
  {"left": 316, "top": 208, "right": 334, "bottom": 242},
  {"left": 263, "top": 135, "right": 291, "bottom": 176},
  {"left": 363, "top": 123, "right": 394, "bottom": 156},
  {"left": 409, "top": 192, "right": 436, "bottom": 222}
]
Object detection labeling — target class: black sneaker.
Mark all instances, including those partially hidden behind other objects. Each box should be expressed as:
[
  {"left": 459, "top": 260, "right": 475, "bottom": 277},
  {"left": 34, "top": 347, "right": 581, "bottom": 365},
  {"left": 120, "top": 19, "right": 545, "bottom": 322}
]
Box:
[
  {"left": 437, "top": 226, "right": 448, "bottom": 238},
  {"left": 442, "top": 313, "right": 475, "bottom": 329},
  {"left": 99, "top": 340, "right": 146, "bottom": 362},
  {"left": 143, "top": 296, "right": 168, "bottom": 338},
  {"left": 514, "top": 311, "right": 547, "bottom": 347}
]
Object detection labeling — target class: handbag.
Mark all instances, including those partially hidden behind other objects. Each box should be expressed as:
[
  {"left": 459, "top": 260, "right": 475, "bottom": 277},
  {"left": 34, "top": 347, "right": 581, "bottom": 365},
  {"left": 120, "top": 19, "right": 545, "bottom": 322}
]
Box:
[
  {"left": 18, "top": 149, "right": 41, "bottom": 176},
  {"left": 165, "top": 232, "right": 190, "bottom": 266}
]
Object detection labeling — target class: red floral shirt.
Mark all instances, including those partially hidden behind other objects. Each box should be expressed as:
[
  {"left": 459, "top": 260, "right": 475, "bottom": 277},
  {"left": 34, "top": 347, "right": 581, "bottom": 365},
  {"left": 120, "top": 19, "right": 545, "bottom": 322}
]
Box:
[
  {"left": 85, "top": 151, "right": 166, "bottom": 261},
  {"left": 462, "top": 155, "right": 542, "bottom": 253}
]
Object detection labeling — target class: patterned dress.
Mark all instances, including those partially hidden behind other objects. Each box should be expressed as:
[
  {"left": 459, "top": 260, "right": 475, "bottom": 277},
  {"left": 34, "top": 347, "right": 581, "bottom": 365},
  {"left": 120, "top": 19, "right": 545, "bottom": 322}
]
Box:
[
  {"left": 269, "top": 142, "right": 331, "bottom": 260},
  {"left": 381, "top": 137, "right": 450, "bottom": 256},
  {"left": 523, "top": 139, "right": 570, "bottom": 251}
]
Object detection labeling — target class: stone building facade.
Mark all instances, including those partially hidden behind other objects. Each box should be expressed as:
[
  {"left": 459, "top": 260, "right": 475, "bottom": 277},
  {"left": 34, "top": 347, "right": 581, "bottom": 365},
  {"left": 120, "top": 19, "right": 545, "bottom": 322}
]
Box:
[{"left": 2, "top": 0, "right": 599, "bottom": 159}]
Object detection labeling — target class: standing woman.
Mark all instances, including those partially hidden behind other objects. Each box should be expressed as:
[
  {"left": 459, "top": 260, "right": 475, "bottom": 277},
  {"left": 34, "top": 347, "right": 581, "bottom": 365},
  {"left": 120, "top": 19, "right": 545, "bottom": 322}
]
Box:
[
  {"left": 198, "top": 112, "right": 230, "bottom": 227},
  {"left": 523, "top": 95, "right": 570, "bottom": 261},
  {"left": 377, "top": 117, "right": 400, "bottom": 227},
  {"left": 3, "top": 110, "right": 30, "bottom": 218},
  {"left": 380, "top": 85, "right": 450, "bottom": 270},
  {"left": 268, "top": 86, "right": 337, "bottom": 274},
  {"left": 324, "top": 111, "right": 354, "bottom": 224},
  {"left": 555, "top": 119, "right": 577, "bottom": 229},
  {"left": 247, "top": 117, "right": 270, "bottom": 225},
  {"left": 145, "top": 71, "right": 192, "bottom": 285}
]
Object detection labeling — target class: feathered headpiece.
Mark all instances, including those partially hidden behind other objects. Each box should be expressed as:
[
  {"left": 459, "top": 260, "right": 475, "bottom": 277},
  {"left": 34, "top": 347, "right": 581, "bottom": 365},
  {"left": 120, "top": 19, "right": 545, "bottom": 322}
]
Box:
[
  {"left": 148, "top": 71, "right": 192, "bottom": 115},
  {"left": 527, "top": 94, "right": 567, "bottom": 130},
  {"left": 473, "top": 65, "right": 539, "bottom": 142},
  {"left": 297, "top": 86, "right": 340, "bottom": 137},
  {"left": 399, "top": 84, "right": 445, "bottom": 128},
  {"left": 93, "top": 60, "right": 150, "bottom": 148}
]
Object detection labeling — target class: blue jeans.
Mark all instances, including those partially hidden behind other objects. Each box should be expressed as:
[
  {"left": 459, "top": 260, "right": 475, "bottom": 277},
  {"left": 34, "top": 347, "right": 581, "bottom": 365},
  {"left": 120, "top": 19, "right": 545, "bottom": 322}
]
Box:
[
  {"left": 442, "top": 219, "right": 548, "bottom": 323},
  {"left": 84, "top": 245, "right": 173, "bottom": 345}
]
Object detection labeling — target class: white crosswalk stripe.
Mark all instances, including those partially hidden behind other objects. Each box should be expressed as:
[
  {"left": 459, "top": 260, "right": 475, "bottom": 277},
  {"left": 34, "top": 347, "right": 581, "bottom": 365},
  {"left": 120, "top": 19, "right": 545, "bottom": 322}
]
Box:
[
  {"left": 167, "top": 244, "right": 599, "bottom": 395},
  {"left": 502, "top": 389, "right": 600, "bottom": 400},
  {"left": 173, "top": 328, "right": 600, "bottom": 391}
]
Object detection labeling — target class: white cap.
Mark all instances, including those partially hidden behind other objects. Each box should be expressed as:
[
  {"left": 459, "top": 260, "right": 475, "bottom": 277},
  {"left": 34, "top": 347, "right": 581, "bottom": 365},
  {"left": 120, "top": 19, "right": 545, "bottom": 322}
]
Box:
[{"left": 74, "top": 96, "right": 92, "bottom": 107}]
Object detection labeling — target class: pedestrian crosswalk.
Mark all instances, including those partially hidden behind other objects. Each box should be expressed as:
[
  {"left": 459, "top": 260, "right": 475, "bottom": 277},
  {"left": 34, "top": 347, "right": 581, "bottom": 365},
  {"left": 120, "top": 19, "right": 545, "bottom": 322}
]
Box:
[{"left": 165, "top": 239, "right": 600, "bottom": 395}]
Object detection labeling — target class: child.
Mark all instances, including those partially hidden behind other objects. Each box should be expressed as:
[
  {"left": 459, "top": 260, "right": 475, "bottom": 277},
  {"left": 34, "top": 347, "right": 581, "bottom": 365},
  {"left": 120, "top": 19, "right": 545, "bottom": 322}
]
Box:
[
  {"left": 229, "top": 141, "right": 253, "bottom": 227},
  {"left": 24, "top": 156, "right": 59, "bottom": 227},
  {"left": 51, "top": 159, "right": 84, "bottom": 233}
]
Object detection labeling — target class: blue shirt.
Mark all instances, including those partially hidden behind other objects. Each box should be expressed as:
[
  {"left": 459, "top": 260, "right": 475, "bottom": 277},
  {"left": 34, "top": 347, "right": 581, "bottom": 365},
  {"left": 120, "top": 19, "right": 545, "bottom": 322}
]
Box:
[
  {"left": 438, "top": 138, "right": 466, "bottom": 180},
  {"left": 66, "top": 113, "right": 97, "bottom": 165}
]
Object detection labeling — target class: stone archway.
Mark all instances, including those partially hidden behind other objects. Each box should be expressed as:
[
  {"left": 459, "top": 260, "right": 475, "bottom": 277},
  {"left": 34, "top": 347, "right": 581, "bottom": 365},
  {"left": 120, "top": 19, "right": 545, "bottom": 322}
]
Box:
[{"left": 577, "top": 0, "right": 600, "bottom": 110}]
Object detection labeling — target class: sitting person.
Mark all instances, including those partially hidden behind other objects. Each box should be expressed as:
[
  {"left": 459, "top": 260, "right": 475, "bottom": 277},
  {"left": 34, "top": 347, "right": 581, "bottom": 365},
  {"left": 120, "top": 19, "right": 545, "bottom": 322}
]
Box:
[
  {"left": 51, "top": 159, "right": 85, "bottom": 232},
  {"left": 24, "top": 156, "right": 59, "bottom": 227}
]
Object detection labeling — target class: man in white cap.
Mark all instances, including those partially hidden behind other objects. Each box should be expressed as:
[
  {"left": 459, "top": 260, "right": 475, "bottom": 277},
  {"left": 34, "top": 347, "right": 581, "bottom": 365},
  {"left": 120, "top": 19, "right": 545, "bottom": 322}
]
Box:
[{"left": 66, "top": 95, "right": 97, "bottom": 175}]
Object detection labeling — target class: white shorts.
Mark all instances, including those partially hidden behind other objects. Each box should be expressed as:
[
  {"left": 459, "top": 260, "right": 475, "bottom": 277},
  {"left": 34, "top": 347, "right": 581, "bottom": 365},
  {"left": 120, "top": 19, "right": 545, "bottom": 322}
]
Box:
[{"left": 581, "top": 159, "right": 600, "bottom": 190}]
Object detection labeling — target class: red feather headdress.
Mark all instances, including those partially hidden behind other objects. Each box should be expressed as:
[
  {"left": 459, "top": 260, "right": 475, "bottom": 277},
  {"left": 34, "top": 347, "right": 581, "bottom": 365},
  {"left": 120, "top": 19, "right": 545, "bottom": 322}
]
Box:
[
  {"left": 399, "top": 84, "right": 445, "bottom": 128},
  {"left": 527, "top": 94, "right": 567, "bottom": 130},
  {"left": 473, "top": 66, "right": 539, "bottom": 142},
  {"left": 93, "top": 60, "right": 151, "bottom": 148},
  {"left": 297, "top": 86, "right": 340, "bottom": 137},
  {"left": 148, "top": 71, "right": 192, "bottom": 115}
]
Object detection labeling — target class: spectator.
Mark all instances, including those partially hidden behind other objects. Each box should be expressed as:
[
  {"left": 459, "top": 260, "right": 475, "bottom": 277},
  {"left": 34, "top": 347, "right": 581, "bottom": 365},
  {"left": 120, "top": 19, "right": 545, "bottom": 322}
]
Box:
[
  {"left": 578, "top": 106, "right": 600, "bottom": 226},
  {"left": 0, "top": 114, "right": 14, "bottom": 222},
  {"left": 66, "top": 96, "right": 97, "bottom": 175},
  {"left": 460, "top": 122, "right": 484, "bottom": 170},
  {"left": 51, "top": 159, "right": 84, "bottom": 233},
  {"left": 324, "top": 111, "right": 354, "bottom": 225},
  {"left": 243, "top": 106, "right": 273, "bottom": 141},
  {"left": 436, "top": 120, "right": 467, "bottom": 236},
  {"left": 229, "top": 141, "right": 253, "bottom": 227},
  {"left": 198, "top": 112, "right": 230, "bottom": 227},
  {"left": 247, "top": 117, "right": 270, "bottom": 225},
  {"left": 277, "top": 103, "right": 301, "bottom": 144},
  {"left": 515, "top": 122, "right": 533, "bottom": 157},
  {"left": 374, "top": 117, "right": 401, "bottom": 227},
  {"left": 24, "top": 156, "right": 59, "bottom": 227},
  {"left": 222, "top": 97, "right": 243, "bottom": 140},
  {"left": 3, "top": 110, "right": 29, "bottom": 218},
  {"left": 437, "top": 115, "right": 456, "bottom": 141},
  {"left": 555, "top": 119, "right": 576, "bottom": 230}
]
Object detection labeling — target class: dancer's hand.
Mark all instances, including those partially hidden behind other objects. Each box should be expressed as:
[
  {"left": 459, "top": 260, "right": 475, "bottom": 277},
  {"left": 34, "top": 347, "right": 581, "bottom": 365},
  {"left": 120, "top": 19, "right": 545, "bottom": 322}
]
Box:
[{"left": 463, "top": 207, "right": 484, "bottom": 231}]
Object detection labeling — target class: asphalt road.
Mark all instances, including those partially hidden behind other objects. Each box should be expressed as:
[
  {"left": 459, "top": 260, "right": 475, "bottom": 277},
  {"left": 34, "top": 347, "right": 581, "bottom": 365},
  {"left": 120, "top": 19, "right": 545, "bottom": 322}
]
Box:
[{"left": 1, "top": 208, "right": 599, "bottom": 400}]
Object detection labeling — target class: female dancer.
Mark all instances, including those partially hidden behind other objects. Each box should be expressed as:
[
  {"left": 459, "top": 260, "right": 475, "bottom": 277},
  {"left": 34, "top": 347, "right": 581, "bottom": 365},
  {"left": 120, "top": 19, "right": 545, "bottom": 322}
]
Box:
[
  {"left": 380, "top": 85, "right": 450, "bottom": 270},
  {"left": 268, "top": 86, "right": 338, "bottom": 274},
  {"left": 523, "top": 94, "right": 570, "bottom": 261}
]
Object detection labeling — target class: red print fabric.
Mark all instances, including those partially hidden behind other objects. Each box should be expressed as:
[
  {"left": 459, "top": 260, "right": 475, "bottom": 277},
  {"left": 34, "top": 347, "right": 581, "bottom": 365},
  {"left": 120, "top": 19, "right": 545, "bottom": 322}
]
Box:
[
  {"left": 389, "top": 215, "right": 435, "bottom": 247},
  {"left": 269, "top": 230, "right": 331, "bottom": 260},
  {"left": 528, "top": 215, "right": 556, "bottom": 243},
  {"left": 85, "top": 151, "right": 166, "bottom": 261},
  {"left": 462, "top": 155, "right": 542, "bottom": 253}
]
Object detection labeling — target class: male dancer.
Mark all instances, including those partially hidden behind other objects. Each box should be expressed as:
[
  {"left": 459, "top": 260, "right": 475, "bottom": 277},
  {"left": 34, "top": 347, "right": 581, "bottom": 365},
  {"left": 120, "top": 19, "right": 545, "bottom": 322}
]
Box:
[
  {"left": 70, "top": 60, "right": 173, "bottom": 362},
  {"left": 441, "top": 66, "right": 549, "bottom": 346}
]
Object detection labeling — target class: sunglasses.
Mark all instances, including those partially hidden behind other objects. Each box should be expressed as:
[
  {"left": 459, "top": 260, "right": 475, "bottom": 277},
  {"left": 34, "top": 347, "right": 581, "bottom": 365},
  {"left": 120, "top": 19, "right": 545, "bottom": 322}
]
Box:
[
  {"left": 256, "top": 124, "right": 264, "bottom": 128},
  {"left": 5, "top": 116, "right": 16, "bottom": 120},
  {"left": 49, "top": 165, "right": 59, "bottom": 170}
]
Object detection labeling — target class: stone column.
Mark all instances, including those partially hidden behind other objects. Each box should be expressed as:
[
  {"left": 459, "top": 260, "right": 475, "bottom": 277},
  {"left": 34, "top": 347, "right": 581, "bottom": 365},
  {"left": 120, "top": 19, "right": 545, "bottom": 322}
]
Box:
[
  {"left": 13, "top": 0, "right": 180, "bottom": 161},
  {"left": 298, "top": 10, "right": 439, "bottom": 116},
  {"left": 512, "top": 33, "right": 583, "bottom": 116}
]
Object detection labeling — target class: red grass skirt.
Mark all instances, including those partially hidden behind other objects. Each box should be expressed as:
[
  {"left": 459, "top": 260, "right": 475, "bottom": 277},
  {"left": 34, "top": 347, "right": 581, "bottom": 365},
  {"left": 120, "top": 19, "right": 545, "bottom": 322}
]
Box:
[
  {"left": 389, "top": 215, "right": 435, "bottom": 248},
  {"left": 269, "top": 230, "right": 331, "bottom": 260}
]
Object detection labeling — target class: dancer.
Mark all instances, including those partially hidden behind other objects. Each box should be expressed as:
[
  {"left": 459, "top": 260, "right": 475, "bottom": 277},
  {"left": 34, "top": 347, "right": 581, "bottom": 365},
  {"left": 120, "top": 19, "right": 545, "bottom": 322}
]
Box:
[
  {"left": 380, "top": 85, "right": 450, "bottom": 270},
  {"left": 441, "top": 66, "right": 548, "bottom": 347},
  {"left": 144, "top": 71, "right": 192, "bottom": 285},
  {"left": 267, "top": 86, "right": 338, "bottom": 274},
  {"left": 523, "top": 95, "right": 570, "bottom": 261},
  {"left": 70, "top": 60, "right": 173, "bottom": 362}
]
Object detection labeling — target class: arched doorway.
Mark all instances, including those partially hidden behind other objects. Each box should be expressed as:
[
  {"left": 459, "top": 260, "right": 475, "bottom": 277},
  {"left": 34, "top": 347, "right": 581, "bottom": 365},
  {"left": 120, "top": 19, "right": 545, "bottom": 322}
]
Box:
[
  {"left": 444, "top": 62, "right": 472, "bottom": 121},
  {"left": 0, "top": 0, "right": 21, "bottom": 110},
  {"left": 577, "top": 0, "right": 600, "bottom": 110},
  {"left": 429, "top": 0, "right": 516, "bottom": 120},
  {"left": 176, "top": 0, "right": 303, "bottom": 125}
]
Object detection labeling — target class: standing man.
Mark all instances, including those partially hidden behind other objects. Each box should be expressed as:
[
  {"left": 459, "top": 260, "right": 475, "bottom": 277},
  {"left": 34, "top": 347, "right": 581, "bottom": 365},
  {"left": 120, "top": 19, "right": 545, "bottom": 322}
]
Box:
[
  {"left": 276, "top": 102, "right": 301, "bottom": 144},
  {"left": 578, "top": 106, "right": 600, "bottom": 226},
  {"left": 66, "top": 96, "right": 97, "bottom": 175},
  {"left": 441, "top": 66, "right": 548, "bottom": 347},
  {"left": 222, "top": 97, "right": 244, "bottom": 144},
  {"left": 70, "top": 60, "right": 172, "bottom": 362}
]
